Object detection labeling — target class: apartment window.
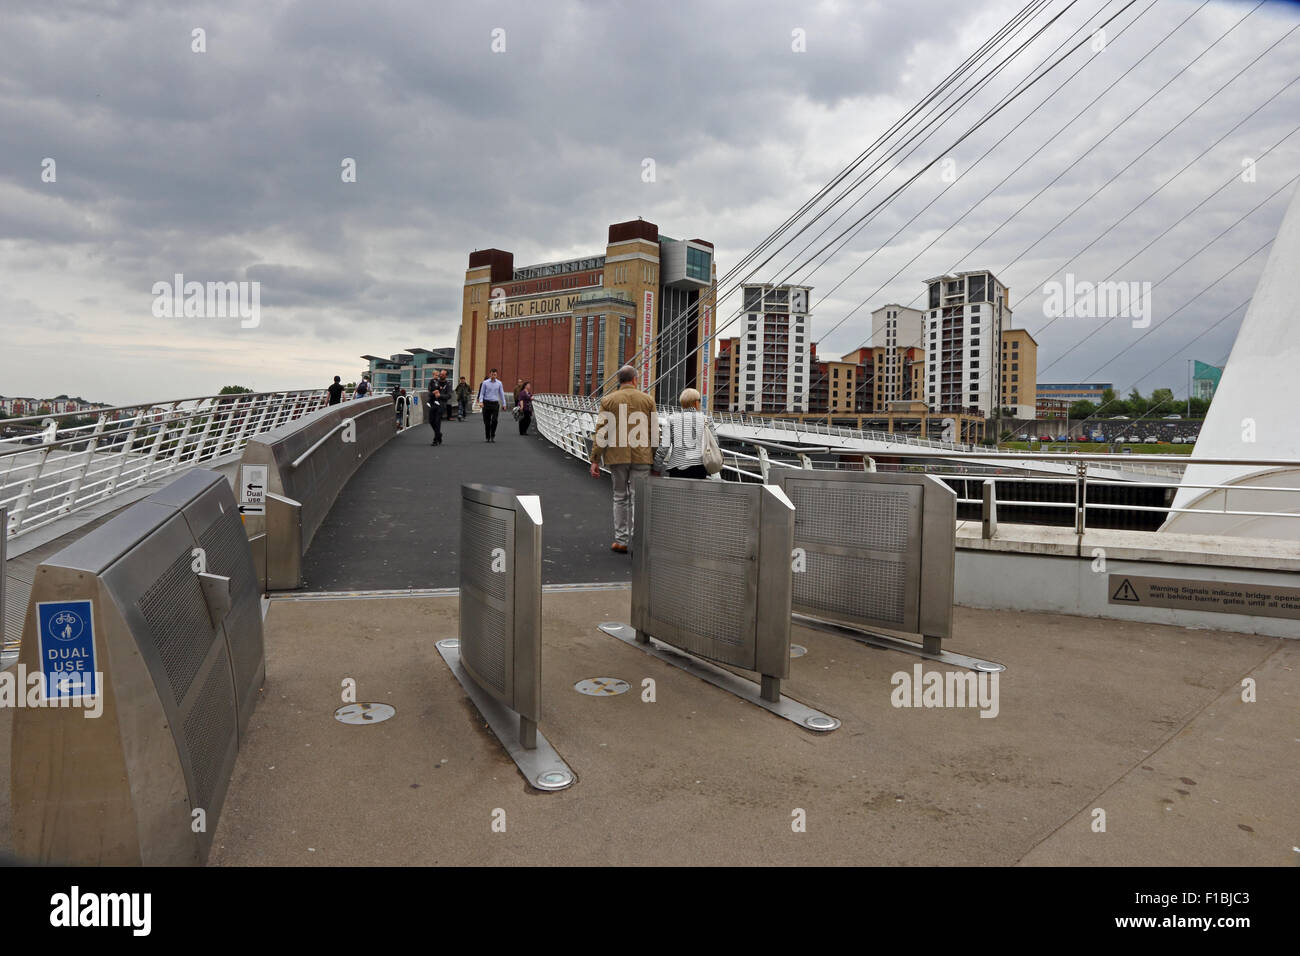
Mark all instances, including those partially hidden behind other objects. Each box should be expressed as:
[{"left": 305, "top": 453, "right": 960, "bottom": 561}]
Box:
[
  {"left": 1011, "top": 363, "right": 1018, "bottom": 371},
  {"left": 1011, "top": 374, "right": 1018, "bottom": 382}
]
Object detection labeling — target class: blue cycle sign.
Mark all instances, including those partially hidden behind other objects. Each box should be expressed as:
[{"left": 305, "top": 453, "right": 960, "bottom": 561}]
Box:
[
  {"left": 48, "top": 608, "right": 85, "bottom": 642},
  {"left": 36, "top": 600, "right": 97, "bottom": 699}
]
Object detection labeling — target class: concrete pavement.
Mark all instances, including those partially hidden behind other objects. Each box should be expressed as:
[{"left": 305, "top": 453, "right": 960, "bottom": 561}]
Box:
[{"left": 207, "top": 589, "right": 1296, "bottom": 866}]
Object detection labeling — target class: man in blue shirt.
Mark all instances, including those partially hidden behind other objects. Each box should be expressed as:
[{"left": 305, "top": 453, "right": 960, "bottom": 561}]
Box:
[{"left": 477, "top": 368, "right": 506, "bottom": 442}]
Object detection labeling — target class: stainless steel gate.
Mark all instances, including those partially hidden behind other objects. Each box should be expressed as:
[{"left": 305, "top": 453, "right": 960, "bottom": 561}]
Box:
[
  {"left": 457, "top": 483, "right": 543, "bottom": 746},
  {"left": 10, "top": 469, "right": 263, "bottom": 865},
  {"left": 773, "top": 470, "right": 956, "bottom": 653},
  {"left": 630, "top": 476, "right": 795, "bottom": 700}
]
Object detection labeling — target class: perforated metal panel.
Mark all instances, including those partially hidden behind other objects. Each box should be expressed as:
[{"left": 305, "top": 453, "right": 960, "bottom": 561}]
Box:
[
  {"left": 10, "top": 469, "right": 263, "bottom": 865},
  {"left": 631, "top": 477, "right": 793, "bottom": 678},
  {"left": 460, "top": 497, "right": 515, "bottom": 697},
  {"left": 181, "top": 646, "right": 239, "bottom": 812},
  {"left": 457, "top": 485, "right": 542, "bottom": 724},
  {"left": 138, "top": 550, "right": 218, "bottom": 706},
  {"left": 774, "top": 470, "right": 956, "bottom": 648},
  {"left": 198, "top": 509, "right": 264, "bottom": 730}
]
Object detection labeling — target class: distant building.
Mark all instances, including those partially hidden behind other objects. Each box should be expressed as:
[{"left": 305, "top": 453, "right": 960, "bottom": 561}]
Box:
[
  {"left": 871, "top": 304, "right": 925, "bottom": 408},
  {"left": 999, "top": 328, "right": 1038, "bottom": 419},
  {"left": 923, "top": 270, "right": 1012, "bottom": 417},
  {"left": 733, "top": 284, "right": 812, "bottom": 413},
  {"left": 458, "top": 218, "right": 717, "bottom": 404},
  {"left": 1036, "top": 383, "right": 1111, "bottom": 411},
  {"left": 1192, "top": 360, "right": 1222, "bottom": 401},
  {"left": 361, "top": 348, "right": 455, "bottom": 393}
]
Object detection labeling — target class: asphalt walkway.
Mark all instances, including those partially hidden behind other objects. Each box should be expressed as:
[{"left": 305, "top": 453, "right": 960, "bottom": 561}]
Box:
[{"left": 300, "top": 414, "right": 630, "bottom": 590}]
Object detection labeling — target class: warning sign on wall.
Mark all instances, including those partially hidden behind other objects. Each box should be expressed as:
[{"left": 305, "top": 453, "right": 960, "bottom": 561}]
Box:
[{"left": 1107, "top": 574, "right": 1300, "bottom": 620}]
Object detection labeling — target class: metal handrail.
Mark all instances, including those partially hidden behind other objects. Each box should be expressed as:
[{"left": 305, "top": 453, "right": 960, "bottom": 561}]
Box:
[
  {"left": 288, "top": 403, "right": 390, "bottom": 470},
  {"left": 3, "top": 389, "right": 328, "bottom": 540},
  {"left": 532, "top": 394, "right": 1300, "bottom": 534}
]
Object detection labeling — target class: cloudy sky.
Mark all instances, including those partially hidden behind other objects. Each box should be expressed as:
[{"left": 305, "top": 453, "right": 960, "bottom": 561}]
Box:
[{"left": 1, "top": 0, "right": 1298, "bottom": 407}]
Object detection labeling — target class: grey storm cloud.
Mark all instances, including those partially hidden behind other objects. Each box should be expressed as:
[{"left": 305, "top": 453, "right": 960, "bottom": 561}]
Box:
[{"left": 0, "top": 0, "right": 1298, "bottom": 404}]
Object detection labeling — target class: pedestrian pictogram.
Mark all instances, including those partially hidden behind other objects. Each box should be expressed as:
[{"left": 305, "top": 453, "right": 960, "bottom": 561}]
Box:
[{"left": 1112, "top": 578, "right": 1140, "bottom": 602}]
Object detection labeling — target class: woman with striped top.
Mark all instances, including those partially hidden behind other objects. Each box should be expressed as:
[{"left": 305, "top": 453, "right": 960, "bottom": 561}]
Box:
[{"left": 654, "top": 388, "right": 713, "bottom": 479}]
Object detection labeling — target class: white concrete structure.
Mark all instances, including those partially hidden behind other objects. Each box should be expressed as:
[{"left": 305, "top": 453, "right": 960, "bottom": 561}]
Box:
[{"left": 1163, "top": 183, "right": 1300, "bottom": 539}]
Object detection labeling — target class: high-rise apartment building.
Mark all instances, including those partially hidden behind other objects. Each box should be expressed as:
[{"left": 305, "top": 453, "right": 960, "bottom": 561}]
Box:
[
  {"left": 923, "top": 270, "right": 1012, "bottom": 417},
  {"left": 871, "top": 304, "right": 925, "bottom": 407},
  {"left": 734, "top": 284, "right": 812, "bottom": 413}
]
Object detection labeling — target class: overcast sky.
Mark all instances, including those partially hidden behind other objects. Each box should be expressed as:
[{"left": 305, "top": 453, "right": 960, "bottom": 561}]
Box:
[{"left": 1, "top": 0, "right": 1298, "bottom": 407}]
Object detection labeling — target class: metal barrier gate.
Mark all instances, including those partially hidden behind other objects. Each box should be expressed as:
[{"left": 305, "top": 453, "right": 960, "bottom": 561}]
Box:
[
  {"left": 631, "top": 476, "right": 795, "bottom": 699},
  {"left": 10, "top": 469, "right": 263, "bottom": 864},
  {"left": 772, "top": 470, "right": 959, "bottom": 656},
  {"left": 434, "top": 484, "right": 573, "bottom": 790}
]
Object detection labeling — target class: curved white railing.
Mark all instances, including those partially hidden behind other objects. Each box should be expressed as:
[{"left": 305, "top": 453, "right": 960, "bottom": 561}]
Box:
[
  {"left": 1, "top": 389, "right": 334, "bottom": 540},
  {"left": 531, "top": 394, "right": 1300, "bottom": 534}
]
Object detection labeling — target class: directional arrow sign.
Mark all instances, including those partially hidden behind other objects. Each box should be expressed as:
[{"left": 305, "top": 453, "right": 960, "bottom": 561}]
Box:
[{"left": 240, "top": 464, "right": 268, "bottom": 515}]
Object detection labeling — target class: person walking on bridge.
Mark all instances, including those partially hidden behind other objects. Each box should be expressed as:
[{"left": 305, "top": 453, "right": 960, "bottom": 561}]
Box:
[
  {"left": 477, "top": 368, "right": 506, "bottom": 442},
  {"left": 515, "top": 381, "right": 533, "bottom": 436},
  {"left": 435, "top": 369, "right": 453, "bottom": 425},
  {"left": 455, "top": 376, "right": 471, "bottom": 421},
  {"left": 428, "top": 377, "right": 445, "bottom": 446},
  {"left": 589, "top": 366, "right": 658, "bottom": 554},
  {"left": 327, "top": 375, "right": 344, "bottom": 406},
  {"left": 654, "top": 388, "right": 712, "bottom": 478}
]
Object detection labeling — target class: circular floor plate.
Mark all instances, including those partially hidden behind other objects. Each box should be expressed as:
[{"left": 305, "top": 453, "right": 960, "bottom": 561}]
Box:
[
  {"left": 790, "top": 644, "right": 807, "bottom": 658},
  {"left": 334, "top": 702, "right": 396, "bottom": 725},
  {"left": 804, "top": 715, "right": 840, "bottom": 731},
  {"left": 535, "top": 769, "right": 575, "bottom": 790},
  {"left": 574, "top": 677, "right": 630, "bottom": 697}
]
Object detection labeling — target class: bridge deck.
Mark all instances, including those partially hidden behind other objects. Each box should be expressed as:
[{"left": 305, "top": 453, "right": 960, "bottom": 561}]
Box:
[{"left": 301, "top": 417, "right": 627, "bottom": 590}]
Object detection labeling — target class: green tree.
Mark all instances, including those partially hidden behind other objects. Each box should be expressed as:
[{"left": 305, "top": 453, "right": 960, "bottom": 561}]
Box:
[
  {"left": 1069, "top": 400, "right": 1097, "bottom": 419},
  {"left": 1126, "top": 387, "right": 1149, "bottom": 417},
  {"left": 219, "top": 385, "right": 253, "bottom": 395},
  {"left": 1149, "top": 388, "right": 1175, "bottom": 413}
]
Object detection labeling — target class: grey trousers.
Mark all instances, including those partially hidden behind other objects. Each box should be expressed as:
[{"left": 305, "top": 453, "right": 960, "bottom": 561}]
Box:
[{"left": 609, "top": 463, "right": 651, "bottom": 545}]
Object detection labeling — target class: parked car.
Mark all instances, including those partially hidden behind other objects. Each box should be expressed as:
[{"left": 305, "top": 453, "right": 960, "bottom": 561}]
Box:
[{"left": 1144, "top": 435, "right": 1158, "bottom": 443}]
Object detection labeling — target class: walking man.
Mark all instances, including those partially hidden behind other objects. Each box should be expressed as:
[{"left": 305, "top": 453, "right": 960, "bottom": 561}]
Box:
[
  {"left": 327, "top": 375, "right": 344, "bottom": 406},
  {"left": 435, "top": 369, "right": 453, "bottom": 426},
  {"left": 428, "top": 377, "right": 444, "bottom": 446},
  {"left": 455, "top": 376, "right": 471, "bottom": 421},
  {"left": 589, "top": 366, "right": 658, "bottom": 553},
  {"left": 477, "top": 368, "right": 506, "bottom": 442}
]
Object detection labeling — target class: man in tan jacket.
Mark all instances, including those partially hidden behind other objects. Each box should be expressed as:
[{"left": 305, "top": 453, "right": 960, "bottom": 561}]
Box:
[{"left": 589, "top": 366, "right": 659, "bottom": 553}]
